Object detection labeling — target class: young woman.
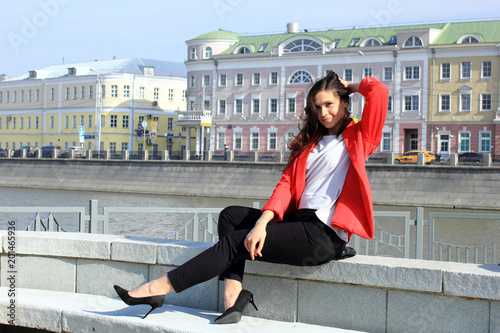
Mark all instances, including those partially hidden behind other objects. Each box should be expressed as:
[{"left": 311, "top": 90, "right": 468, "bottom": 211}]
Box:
[{"left": 114, "top": 72, "right": 388, "bottom": 324}]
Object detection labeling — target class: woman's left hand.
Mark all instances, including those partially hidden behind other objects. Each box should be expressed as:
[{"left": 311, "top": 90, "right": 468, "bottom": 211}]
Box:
[{"left": 244, "top": 225, "right": 267, "bottom": 260}]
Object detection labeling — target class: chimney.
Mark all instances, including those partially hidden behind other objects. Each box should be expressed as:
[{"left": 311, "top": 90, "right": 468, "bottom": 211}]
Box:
[
  {"left": 68, "top": 67, "right": 77, "bottom": 76},
  {"left": 287, "top": 22, "right": 299, "bottom": 34},
  {"left": 0, "top": 74, "right": 8, "bottom": 82},
  {"left": 29, "top": 71, "right": 37, "bottom": 79},
  {"left": 143, "top": 66, "right": 154, "bottom": 76}
]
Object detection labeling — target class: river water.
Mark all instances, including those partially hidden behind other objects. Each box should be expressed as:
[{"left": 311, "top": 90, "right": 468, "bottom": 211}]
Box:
[{"left": 0, "top": 187, "right": 498, "bottom": 263}]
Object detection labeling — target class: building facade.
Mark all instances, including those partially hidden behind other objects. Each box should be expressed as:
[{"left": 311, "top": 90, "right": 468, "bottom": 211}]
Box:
[
  {"left": 184, "top": 20, "right": 500, "bottom": 157},
  {"left": 0, "top": 57, "right": 192, "bottom": 154}
]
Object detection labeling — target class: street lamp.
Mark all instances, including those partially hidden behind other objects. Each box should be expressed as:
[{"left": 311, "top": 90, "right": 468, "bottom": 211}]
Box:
[
  {"left": 89, "top": 68, "right": 102, "bottom": 153},
  {"left": 358, "top": 51, "right": 371, "bottom": 77}
]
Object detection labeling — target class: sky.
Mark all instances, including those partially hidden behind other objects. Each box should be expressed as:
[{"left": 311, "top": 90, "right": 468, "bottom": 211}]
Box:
[{"left": 1, "top": 0, "right": 499, "bottom": 77}]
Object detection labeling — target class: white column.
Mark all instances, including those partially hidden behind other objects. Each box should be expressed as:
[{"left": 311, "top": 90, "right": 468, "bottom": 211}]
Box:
[{"left": 186, "top": 126, "right": 191, "bottom": 152}]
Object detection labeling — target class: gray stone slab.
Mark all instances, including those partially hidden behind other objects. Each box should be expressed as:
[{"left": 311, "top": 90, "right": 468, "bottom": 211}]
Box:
[
  {"left": 151, "top": 265, "right": 219, "bottom": 312},
  {"left": 0, "top": 287, "right": 361, "bottom": 333},
  {"left": 12, "top": 231, "right": 125, "bottom": 259},
  {"left": 1, "top": 254, "right": 76, "bottom": 292},
  {"left": 443, "top": 263, "right": 500, "bottom": 300},
  {"left": 111, "top": 236, "right": 174, "bottom": 264},
  {"left": 76, "top": 259, "right": 149, "bottom": 297},
  {"left": 157, "top": 240, "right": 213, "bottom": 266},
  {"left": 246, "top": 255, "right": 457, "bottom": 293},
  {"left": 298, "top": 280, "right": 386, "bottom": 333},
  {"left": 491, "top": 301, "right": 500, "bottom": 333},
  {"left": 387, "top": 289, "right": 489, "bottom": 333}
]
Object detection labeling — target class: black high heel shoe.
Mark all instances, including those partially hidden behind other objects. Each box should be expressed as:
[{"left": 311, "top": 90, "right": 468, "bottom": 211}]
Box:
[
  {"left": 113, "top": 285, "right": 165, "bottom": 319},
  {"left": 215, "top": 289, "right": 258, "bottom": 324}
]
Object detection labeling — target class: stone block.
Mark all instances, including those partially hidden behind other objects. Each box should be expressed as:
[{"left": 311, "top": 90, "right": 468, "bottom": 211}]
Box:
[
  {"left": 76, "top": 259, "right": 149, "bottom": 297},
  {"left": 157, "top": 240, "right": 213, "bottom": 266},
  {"left": 12, "top": 231, "right": 125, "bottom": 259},
  {"left": 491, "top": 301, "right": 500, "bottom": 332},
  {"left": 111, "top": 236, "right": 173, "bottom": 264},
  {"left": 151, "top": 265, "right": 219, "bottom": 311},
  {"left": 1, "top": 255, "right": 76, "bottom": 292},
  {"left": 298, "top": 280, "right": 386, "bottom": 332},
  {"left": 387, "top": 289, "right": 489, "bottom": 333},
  {"left": 444, "top": 263, "right": 500, "bottom": 300},
  {"left": 228, "top": 274, "right": 299, "bottom": 322},
  {"left": 246, "top": 255, "right": 455, "bottom": 293}
]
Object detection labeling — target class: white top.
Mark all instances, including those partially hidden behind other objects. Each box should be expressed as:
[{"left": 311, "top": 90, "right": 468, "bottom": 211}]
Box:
[{"left": 298, "top": 135, "right": 350, "bottom": 241}]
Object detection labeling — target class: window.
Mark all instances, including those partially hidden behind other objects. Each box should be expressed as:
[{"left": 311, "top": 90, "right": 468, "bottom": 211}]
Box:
[
  {"left": 204, "top": 46, "right": 213, "bottom": 59},
  {"left": 251, "top": 132, "right": 259, "bottom": 150},
  {"left": 110, "top": 115, "right": 117, "bottom": 128},
  {"left": 235, "top": 73, "right": 243, "bottom": 86},
  {"left": 405, "top": 66, "right": 420, "bottom": 80},
  {"left": 289, "top": 70, "right": 313, "bottom": 84},
  {"left": 88, "top": 115, "right": 92, "bottom": 128},
  {"left": 72, "top": 116, "right": 76, "bottom": 128},
  {"left": 203, "top": 75, "right": 210, "bottom": 87},
  {"left": 482, "top": 61, "right": 492, "bottom": 79},
  {"left": 20, "top": 117, "right": 23, "bottom": 129},
  {"left": 168, "top": 118, "right": 174, "bottom": 130},
  {"left": 269, "top": 98, "right": 278, "bottom": 114},
  {"left": 460, "top": 93, "right": 471, "bottom": 112},
  {"left": 218, "top": 99, "right": 226, "bottom": 114},
  {"left": 252, "top": 98, "right": 260, "bottom": 114},
  {"left": 480, "top": 93, "right": 492, "bottom": 111},
  {"left": 404, "top": 95, "right": 419, "bottom": 111},
  {"left": 388, "top": 36, "right": 397, "bottom": 45},
  {"left": 111, "top": 85, "right": 118, "bottom": 98},
  {"left": 287, "top": 97, "right": 296, "bottom": 113},
  {"left": 440, "top": 63, "right": 451, "bottom": 80},
  {"left": 88, "top": 86, "right": 93, "bottom": 99},
  {"left": 268, "top": 132, "right": 277, "bottom": 151},
  {"left": 235, "top": 99, "right": 243, "bottom": 114},
  {"left": 122, "top": 115, "right": 129, "bottom": 128},
  {"left": 50, "top": 88, "right": 55, "bottom": 100},
  {"left": 190, "top": 76, "right": 195, "bottom": 88},
  {"left": 348, "top": 38, "right": 360, "bottom": 47},
  {"left": 168, "top": 89, "right": 174, "bottom": 102},
  {"left": 217, "top": 132, "right": 225, "bottom": 150},
  {"left": 387, "top": 95, "right": 393, "bottom": 112},
  {"left": 35, "top": 89, "right": 39, "bottom": 102},
  {"left": 80, "top": 115, "right": 84, "bottom": 126},
  {"left": 382, "top": 132, "right": 391, "bottom": 151},
  {"left": 28, "top": 90, "right": 32, "bottom": 102},
  {"left": 344, "top": 69, "right": 352, "bottom": 82},
  {"left": 362, "top": 38, "right": 382, "bottom": 47},
  {"left": 35, "top": 117, "right": 39, "bottom": 129},
  {"left": 234, "top": 132, "right": 242, "bottom": 150},
  {"left": 458, "top": 35, "right": 480, "bottom": 44},
  {"left": 219, "top": 74, "right": 227, "bottom": 87},
  {"left": 121, "top": 143, "right": 128, "bottom": 152},
  {"left": 190, "top": 48, "right": 196, "bottom": 60},
  {"left": 109, "top": 142, "right": 116, "bottom": 153},
  {"left": 182, "top": 90, "right": 187, "bottom": 102},
  {"left": 65, "top": 87, "right": 69, "bottom": 100},
  {"left": 363, "top": 68, "right": 373, "bottom": 78},
  {"left": 124, "top": 86, "right": 130, "bottom": 98},
  {"left": 80, "top": 86, "right": 85, "bottom": 99},
  {"left": 459, "top": 132, "right": 470, "bottom": 152},
  {"left": 461, "top": 62, "right": 471, "bottom": 80},
  {"left": 204, "top": 100, "right": 210, "bottom": 111},
  {"left": 154, "top": 88, "right": 159, "bottom": 100},
  {"left": 439, "top": 94, "right": 451, "bottom": 112},
  {"left": 20, "top": 91, "right": 24, "bottom": 103},
  {"left": 236, "top": 46, "right": 251, "bottom": 54},
  {"left": 480, "top": 132, "right": 491, "bottom": 152},
  {"left": 50, "top": 116, "right": 54, "bottom": 129},
  {"left": 65, "top": 116, "right": 69, "bottom": 128},
  {"left": 72, "top": 87, "right": 77, "bottom": 100},
  {"left": 283, "top": 39, "right": 322, "bottom": 53},
  {"left": 270, "top": 72, "right": 278, "bottom": 85},
  {"left": 332, "top": 39, "right": 341, "bottom": 48},
  {"left": 257, "top": 43, "right": 268, "bottom": 52},
  {"left": 404, "top": 36, "right": 423, "bottom": 48},
  {"left": 384, "top": 67, "right": 393, "bottom": 81},
  {"left": 252, "top": 73, "right": 261, "bottom": 85},
  {"left": 139, "top": 87, "right": 145, "bottom": 99}
]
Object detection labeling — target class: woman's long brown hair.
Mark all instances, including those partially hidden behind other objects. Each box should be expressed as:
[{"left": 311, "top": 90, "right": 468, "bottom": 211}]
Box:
[{"left": 283, "top": 71, "right": 352, "bottom": 171}]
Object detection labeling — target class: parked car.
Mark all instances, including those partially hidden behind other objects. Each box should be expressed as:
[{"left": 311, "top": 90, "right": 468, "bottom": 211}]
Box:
[
  {"left": 41, "top": 145, "right": 62, "bottom": 158},
  {"left": 0, "top": 148, "right": 8, "bottom": 157},
  {"left": 59, "top": 146, "right": 86, "bottom": 158},
  {"left": 394, "top": 150, "right": 436, "bottom": 164},
  {"left": 458, "top": 152, "right": 483, "bottom": 163},
  {"left": 12, "top": 146, "right": 38, "bottom": 157}
]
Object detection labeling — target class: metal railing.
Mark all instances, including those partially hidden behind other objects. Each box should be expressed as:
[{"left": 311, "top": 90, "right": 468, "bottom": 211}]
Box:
[{"left": 1, "top": 201, "right": 497, "bottom": 265}]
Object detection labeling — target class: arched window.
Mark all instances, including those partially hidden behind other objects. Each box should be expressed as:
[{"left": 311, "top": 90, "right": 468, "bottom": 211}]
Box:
[
  {"left": 458, "top": 34, "right": 481, "bottom": 44},
  {"left": 190, "top": 48, "right": 196, "bottom": 60},
  {"left": 204, "top": 47, "right": 213, "bottom": 59},
  {"left": 235, "top": 46, "right": 252, "bottom": 54},
  {"left": 403, "top": 36, "right": 423, "bottom": 48},
  {"left": 362, "top": 38, "right": 382, "bottom": 47},
  {"left": 289, "top": 70, "right": 313, "bottom": 84},
  {"left": 284, "top": 39, "right": 322, "bottom": 53}
]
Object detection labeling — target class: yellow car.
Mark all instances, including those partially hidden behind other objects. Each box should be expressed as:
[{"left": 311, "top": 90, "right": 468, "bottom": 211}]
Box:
[{"left": 395, "top": 150, "right": 436, "bottom": 164}]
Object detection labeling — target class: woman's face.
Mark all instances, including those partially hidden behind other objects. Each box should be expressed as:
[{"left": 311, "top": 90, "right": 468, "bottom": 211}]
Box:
[{"left": 313, "top": 90, "right": 349, "bottom": 135}]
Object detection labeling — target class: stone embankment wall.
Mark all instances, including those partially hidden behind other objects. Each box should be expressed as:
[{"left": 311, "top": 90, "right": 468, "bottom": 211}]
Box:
[{"left": 1, "top": 159, "right": 500, "bottom": 210}]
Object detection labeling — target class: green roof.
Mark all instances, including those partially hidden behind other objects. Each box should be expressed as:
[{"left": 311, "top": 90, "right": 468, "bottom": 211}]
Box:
[
  {"left": 191, "top": 29, "right": 241, "bottom": 40},
  {"left": 190, "top": 21, "right": 500, "bottom": 55}
]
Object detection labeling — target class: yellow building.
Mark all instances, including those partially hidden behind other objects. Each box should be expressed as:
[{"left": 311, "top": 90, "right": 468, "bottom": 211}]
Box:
[{"left": 0, "top": 57, "right": 193, "bottom": 154}]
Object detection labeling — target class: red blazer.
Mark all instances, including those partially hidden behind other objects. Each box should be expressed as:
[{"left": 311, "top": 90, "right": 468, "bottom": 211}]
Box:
[{"left": 262, "top": 77, "right": 388, "bottom": 240}]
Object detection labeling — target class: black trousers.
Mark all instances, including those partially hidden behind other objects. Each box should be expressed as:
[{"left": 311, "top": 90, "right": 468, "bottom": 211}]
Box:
[{"left": 167, "top": 206, "right": 346, "bottom": 292}]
